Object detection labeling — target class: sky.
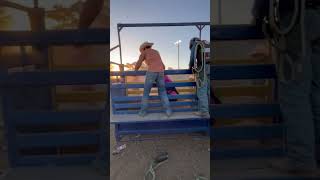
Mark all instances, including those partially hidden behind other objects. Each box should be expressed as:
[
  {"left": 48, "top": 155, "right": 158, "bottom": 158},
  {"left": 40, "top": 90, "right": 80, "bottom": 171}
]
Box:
[{"left": 110, "top": 0, "right": 210, "bottom": 69}]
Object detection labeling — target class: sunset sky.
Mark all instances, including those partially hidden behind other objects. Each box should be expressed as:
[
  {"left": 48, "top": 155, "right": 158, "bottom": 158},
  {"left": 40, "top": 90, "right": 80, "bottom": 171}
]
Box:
[{"left": 110, "top": 0, "right": 210, "bottom": 69}]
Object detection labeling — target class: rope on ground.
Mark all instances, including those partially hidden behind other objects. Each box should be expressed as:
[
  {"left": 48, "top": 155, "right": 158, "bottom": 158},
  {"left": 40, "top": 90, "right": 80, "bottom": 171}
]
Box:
[{"left": 144, "top": 152, "right": 168, "bottom": 180}]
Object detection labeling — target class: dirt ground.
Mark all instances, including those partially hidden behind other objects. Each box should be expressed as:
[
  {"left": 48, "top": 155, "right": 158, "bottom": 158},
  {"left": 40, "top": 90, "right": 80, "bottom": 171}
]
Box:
[{"left": 110, "top": 126, "right": 210, "bottom": 180}]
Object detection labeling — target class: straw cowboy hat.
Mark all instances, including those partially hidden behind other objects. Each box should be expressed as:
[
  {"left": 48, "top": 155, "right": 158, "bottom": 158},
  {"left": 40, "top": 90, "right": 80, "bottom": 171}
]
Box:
[{"left": 139, "top": 41, "right": 154, "bottom": 52}]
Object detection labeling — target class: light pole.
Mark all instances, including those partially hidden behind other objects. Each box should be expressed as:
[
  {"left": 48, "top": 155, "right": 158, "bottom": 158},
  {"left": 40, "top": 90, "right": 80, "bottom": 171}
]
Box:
[{"left": 174, "top": 40, "right": 181, "bottom": 69}]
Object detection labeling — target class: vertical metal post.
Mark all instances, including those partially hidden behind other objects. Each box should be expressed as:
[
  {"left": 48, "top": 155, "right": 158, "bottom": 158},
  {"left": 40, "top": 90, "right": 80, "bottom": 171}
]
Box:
[
  {"left": 117, "top": 24, "right": 123, "bottom": 65},
  {"left": 197, "top": 25, "right": 204, "bottom": 40},
  {"left": 178, "top": 43, "right": 180, "bottom": 69}
]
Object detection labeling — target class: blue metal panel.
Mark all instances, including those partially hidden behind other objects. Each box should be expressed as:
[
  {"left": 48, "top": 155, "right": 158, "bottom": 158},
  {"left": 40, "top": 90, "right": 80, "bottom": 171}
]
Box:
[
  {"left": 111, "top": 69, "right": 192, "bottom": 76},
  {"left": 112, "top": 94, "right": 196, "bottom": 102},
  {"left": 119, "top": 127, "right": 209, "bottom": 136},
  {"left": 16, "top": 131, "right": 100, "bottom": 148},
  {"left": 116, "top": 119, "right": 209, "bottom": 136},
  {"left": 118, "top": 22, "right": 209, "bottom": 28},
  {"left": 211, "top": 65, "right": 277, "bottom": 80},
  {"left": 1, "top": 70, "right": 108, "bottom": 87},
  {"left": 212, "top": 147, "right": 284, "bottom": 159},
  {"left": 0, "top": 29, "right": 109, "bottom": 45},
  {"left": 98, "top": 112, "right": 108, "bottom": 167},
  {"left": 111, "top": 82, "right": 196, "bottom": 89},
  {"left": 212, "top": 125, "right": 284, "bottom": 140},
  {"left": 16, "top": 154, "right": 97, "bottom": 166},
  {"left": 12, "top": 111, "right": 103, "bottom": 126},
  {"left": 114, "top": 101, "right": 195, "bottom": 109},
  {"left": 113, "top": 107, "right": 197, "bottom": 115},
  {"left": 2, "top": 90, "right": 18, "bottom": 167},
  {"left": 211, "top": 104, "right": 280, "bottom": 119},
  {"left": 211, "top": 25, "right": 264, "bottom": 41}
]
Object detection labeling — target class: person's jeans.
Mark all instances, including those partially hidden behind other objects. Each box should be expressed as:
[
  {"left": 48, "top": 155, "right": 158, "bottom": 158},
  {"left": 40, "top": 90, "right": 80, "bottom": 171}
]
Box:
[
  {"left": 196, "top": 64, "right": 210, "bottom": 113},
  {"left": 276, "top": 8, "right": 320, "bottom": 170},
  {"left": 140, "top": 71, "right": 171, "bottom": 113}
]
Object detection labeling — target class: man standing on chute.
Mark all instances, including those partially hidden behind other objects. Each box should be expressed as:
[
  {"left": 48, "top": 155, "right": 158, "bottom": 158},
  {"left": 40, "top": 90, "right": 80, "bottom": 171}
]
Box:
[
  {"left": 252, "top": 0, "right": 320, "bottom": 175},
  {"left": 189, "top": 37, "right": 210, "bottom": 118}
]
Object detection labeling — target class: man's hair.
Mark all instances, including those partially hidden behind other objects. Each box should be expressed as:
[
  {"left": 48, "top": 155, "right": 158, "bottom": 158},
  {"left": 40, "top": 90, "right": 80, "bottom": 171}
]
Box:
[{"left": 145, "top": 46, "right": 151, "bottom": 50}]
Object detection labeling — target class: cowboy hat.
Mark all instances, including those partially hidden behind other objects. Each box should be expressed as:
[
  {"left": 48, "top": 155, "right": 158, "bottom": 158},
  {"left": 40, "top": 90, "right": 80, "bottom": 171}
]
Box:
[{"left": 139, "top": 41, "right": 154, "bottom": 52}]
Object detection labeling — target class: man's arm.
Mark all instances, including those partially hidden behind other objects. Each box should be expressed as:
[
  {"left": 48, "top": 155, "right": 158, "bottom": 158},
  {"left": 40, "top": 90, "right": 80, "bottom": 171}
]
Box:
[
  {"left": 135, "top": 54, "right": 144, "bottom": 71},
  {"left": 78, "top": 0, "right": 104, "bottom": 29}
]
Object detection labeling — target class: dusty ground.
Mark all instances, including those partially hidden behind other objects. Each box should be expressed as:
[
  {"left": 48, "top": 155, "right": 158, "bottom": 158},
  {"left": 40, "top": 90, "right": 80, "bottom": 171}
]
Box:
[{"left": 110, "top": 126, "right": 210, "bottom": 180}]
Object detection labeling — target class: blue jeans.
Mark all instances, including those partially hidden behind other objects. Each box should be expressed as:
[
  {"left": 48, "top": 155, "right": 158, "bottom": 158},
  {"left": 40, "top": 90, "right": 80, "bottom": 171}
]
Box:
[
  {"left": 140, "top": 71, "right": 171, "bottom": 113},
  {"left": 196, "top": 64, "right": 210, "bottom": 113},
  {"left": 277, "top": 8, "right": 320, "bottom": 169}
]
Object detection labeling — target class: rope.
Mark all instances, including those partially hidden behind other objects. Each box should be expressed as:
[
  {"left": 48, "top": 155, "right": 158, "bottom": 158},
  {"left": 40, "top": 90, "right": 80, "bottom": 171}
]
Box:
[
  {"left": 144, "top": 153, "right": 169, "bottom": 180},
  {"left": 265, "top": 0, "right": 306, "bottom": 83},
  {"left": 192, "top": 41, "right": 207, "bottom": 89}
]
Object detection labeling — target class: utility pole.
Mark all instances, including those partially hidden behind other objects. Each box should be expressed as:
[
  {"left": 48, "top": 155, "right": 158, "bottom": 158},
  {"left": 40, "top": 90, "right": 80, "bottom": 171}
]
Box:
[{"left": 174, "top": 40, "right": 182, "bottom": 69}]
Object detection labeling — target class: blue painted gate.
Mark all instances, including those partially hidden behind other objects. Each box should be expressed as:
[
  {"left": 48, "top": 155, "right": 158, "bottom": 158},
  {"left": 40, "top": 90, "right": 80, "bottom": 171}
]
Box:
[{"left": 0, "top": 29, "right": 109, "bottom": 167}]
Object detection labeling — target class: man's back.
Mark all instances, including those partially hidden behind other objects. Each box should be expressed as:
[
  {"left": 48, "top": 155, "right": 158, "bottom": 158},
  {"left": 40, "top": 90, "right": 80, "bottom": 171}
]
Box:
[{"left": 142, "top": 49, "right": 164, "bottom": 72}]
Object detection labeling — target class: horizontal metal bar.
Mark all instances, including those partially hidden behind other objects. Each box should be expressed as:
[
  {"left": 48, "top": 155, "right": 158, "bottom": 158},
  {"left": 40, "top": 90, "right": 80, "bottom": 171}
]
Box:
[
  {"left": 111, "top": 69, "right": 192, "bottom": 76},
  {"left": 12, "top": 111, "right": 103, "bottom": 126},
  {"left": 112, "top": 117, "right": 208, "bottom": 124},
  {"left": 112, "top": 94, "right": 196, "bottom": 102},
  {"left": 117, "top": 119, "right": 209, "bottom": 135},
  {"left": 211, "top": 104, "right": 280, "bottom": 119},
  {"left": 0, "top": 70, "right": 108, "bottom": 86},
  {"left": 16, "top": 154, "right": 97, "bottom": 166},
  {"left": 113, "top": 108, "right": 197, "bottom": 115},
  {"left": 212, "top": 125, "right": 283, "bottom": 140},
  {"left": 114, "top": 101, "right": 195, "bottom": 109},
  {"left": 214, "top": 86, "right": 272, "bottom": 98},
  {"left": 118, "top": 22, "right": 210, "bottom": 28},
  {"left": 211, "top": 64, "right": 277, "bottom": 80},
  {"left": 110, "top": 45, "right": 120, "bottom": 52},
  {"left": 111, "top": 82, "right": 196, "bottom": 89},
  {"left": 119, "top": 127, "right": 209, "bottom": 136},
  {"left": 17, "top": 131, "right": 100, "bottom": 148},
  {"left": 211, "top": 25, "right": 264, "bottom": 41},
  {"left": 0, "top": 28, "right": 109, "bottom": 45}
]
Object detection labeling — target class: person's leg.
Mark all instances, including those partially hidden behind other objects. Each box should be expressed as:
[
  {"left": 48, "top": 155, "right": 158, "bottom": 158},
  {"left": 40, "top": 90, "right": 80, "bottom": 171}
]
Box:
[
  {"left": 196, "top": 71, "right": 209, "bottom": 117},
  {"left": 275, "top": 12, "right": 316, "bottom": 170},
  {"left": 139, "top": 72, "right": 157, "bottom": 116},
  {"left": 156, "top": 72, "right": 172, "bottom": 116}
]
